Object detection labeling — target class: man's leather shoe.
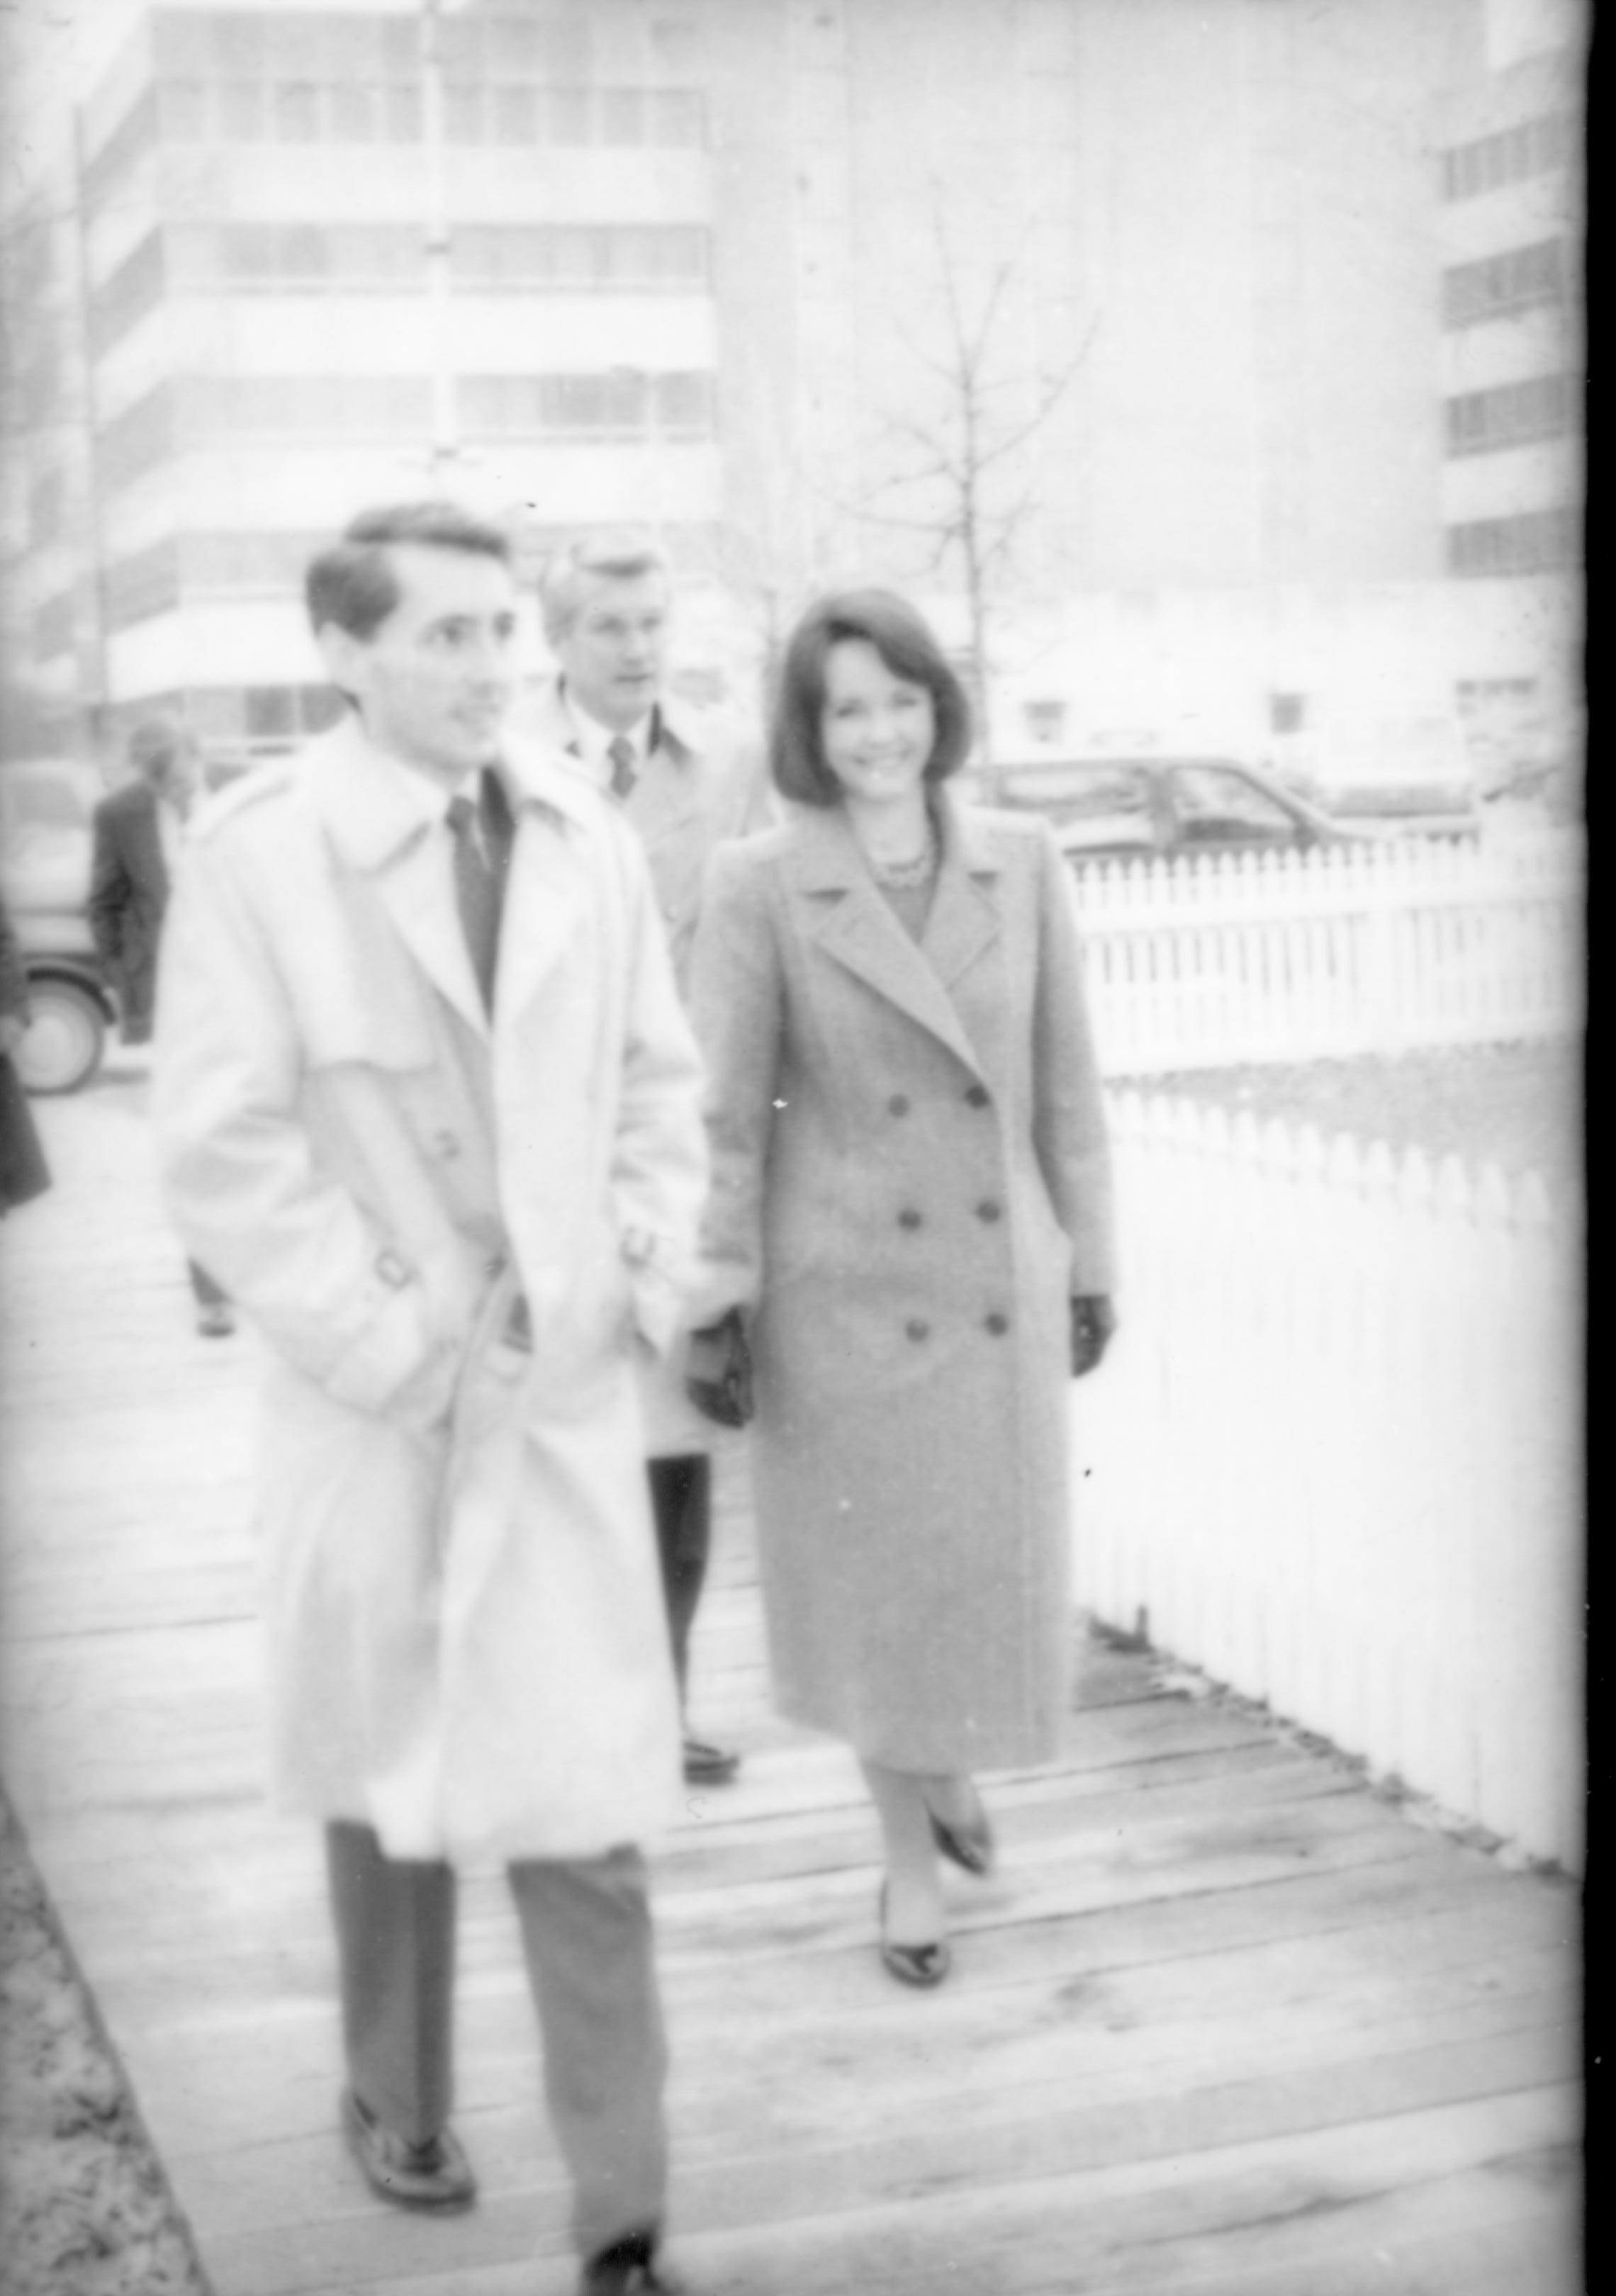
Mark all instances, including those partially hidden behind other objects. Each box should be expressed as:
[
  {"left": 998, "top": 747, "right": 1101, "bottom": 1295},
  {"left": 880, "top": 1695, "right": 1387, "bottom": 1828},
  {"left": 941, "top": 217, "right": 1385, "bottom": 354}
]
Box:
[
  {"left": 196, "top": 1301, "right": 235, "bottom": 1339},
  {"left": 681, "top": 1736, "right": 739, "bottom": 1785},
  {"left": 580, "top": 2226, "right": 691, "bottom": 2291},
  {"left": 340, "top": 2086, "right": 476, "bottom": 2211}
]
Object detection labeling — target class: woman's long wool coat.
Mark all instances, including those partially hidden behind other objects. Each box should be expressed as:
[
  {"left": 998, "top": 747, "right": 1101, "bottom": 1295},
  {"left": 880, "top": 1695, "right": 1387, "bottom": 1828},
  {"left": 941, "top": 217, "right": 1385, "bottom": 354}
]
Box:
[{"left": 689, "top": 798, "right": 1116, "bottom": 1772}]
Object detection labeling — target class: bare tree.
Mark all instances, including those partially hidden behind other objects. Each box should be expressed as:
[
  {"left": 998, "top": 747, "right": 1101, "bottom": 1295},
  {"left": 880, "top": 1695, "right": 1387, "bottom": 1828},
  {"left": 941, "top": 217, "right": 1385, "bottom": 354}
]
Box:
[{"left": 849, "top": 203, "right": 1094, "bottom": 797}]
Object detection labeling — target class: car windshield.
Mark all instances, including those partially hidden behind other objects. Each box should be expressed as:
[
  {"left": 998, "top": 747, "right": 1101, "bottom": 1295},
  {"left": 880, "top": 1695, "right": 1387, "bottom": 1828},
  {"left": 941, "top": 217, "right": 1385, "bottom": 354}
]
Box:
[
  {"left": 1169, "top": 764, "right": 1298, "bottom": 843},
  {"left": 1052, "top": 764, "right": 1160, "bottom": 853}
]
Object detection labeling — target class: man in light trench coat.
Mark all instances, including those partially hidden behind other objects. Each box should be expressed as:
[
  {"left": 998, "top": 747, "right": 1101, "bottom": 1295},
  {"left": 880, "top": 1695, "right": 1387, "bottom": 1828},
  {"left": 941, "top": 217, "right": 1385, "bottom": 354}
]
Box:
[
  {"left": 152, "top": 502, "right": 708, "bottom": 2296},
  {"left": 515, "top": 534, "right": 773, "bottom": 1787}
]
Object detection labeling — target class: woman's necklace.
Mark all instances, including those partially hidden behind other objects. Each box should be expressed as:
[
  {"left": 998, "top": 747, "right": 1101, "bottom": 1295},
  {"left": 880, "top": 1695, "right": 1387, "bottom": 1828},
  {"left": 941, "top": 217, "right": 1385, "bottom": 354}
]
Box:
[{"left": 865, "top": 816, "right": 939, "bottom": 889}]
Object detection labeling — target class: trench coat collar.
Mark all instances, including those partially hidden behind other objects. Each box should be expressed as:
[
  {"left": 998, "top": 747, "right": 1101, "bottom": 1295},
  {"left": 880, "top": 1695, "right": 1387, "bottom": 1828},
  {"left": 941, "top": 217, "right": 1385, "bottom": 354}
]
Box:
[
  {"left": 298, "top": 713, "right": 600, "bottom": 1040},
  {"left": 789, "top": 793, "right": 1002, "bottom": 1079},
  {"left": 534, "top": 675, "right": 713, "bottom": 845}
]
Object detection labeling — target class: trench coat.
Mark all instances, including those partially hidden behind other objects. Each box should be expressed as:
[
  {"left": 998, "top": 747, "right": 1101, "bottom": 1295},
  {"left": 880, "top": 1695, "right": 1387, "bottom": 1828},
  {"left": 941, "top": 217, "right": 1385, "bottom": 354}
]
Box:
[
  {"left": 89, "top": 780, "right": 172, "bottom": 1043},
  {"left": 152, "top": 717, "right": 708, "bottom": 1862},
  {"left": 688, "top": 797, "right": 1116, "bottom": 1773},
  {"left": 516, "top": 676, "right": 773, "bottom": 1456}
]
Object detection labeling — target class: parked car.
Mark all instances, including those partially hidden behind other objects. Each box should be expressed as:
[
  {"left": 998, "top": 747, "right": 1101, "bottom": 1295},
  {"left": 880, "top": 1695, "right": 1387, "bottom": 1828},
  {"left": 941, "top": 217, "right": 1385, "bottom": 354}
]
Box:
[
  {"left": 0, "top": 757, "right": 117, "bottom": 1093},
  {"left": 989, "top": 755, "right": 1364, "bottom": 867}
]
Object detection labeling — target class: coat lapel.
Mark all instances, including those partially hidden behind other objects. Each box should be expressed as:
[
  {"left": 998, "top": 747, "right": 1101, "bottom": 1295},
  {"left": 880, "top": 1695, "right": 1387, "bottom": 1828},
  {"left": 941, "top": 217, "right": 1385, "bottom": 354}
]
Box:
[
  {"left": 303, "top": 718, "right": 488, "bottom": 1037},
  {"left": 490, "top": 737, "right": 605, "bottom": 1030},
  {"left": 518, "top": 677, "right": 703, "bottom": 852},
  {"left": 792, "top": 801, "right": 999, "bottom": 1079},
  {"left": 921, "top": 803, "right": 1004, "bottom": 989}
]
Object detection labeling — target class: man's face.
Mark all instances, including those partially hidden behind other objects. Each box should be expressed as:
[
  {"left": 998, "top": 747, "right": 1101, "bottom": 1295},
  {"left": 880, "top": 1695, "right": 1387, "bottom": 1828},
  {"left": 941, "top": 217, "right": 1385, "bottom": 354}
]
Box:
[
  {"left": 149, "top": 743, "right": 200, "bottom": 807},
  {"left": 554, "top": 571, "right": 670, "bottom": 733},
  {"left": 322, "top": 544, "right": 519, "bottom": 787}
]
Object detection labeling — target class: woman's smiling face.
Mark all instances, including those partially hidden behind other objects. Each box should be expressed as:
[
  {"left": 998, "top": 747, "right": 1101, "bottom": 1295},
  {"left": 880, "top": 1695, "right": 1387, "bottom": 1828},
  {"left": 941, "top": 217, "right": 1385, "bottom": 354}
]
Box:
[{"left": 818, "top": 639, "right": 936, "bottom": 811}]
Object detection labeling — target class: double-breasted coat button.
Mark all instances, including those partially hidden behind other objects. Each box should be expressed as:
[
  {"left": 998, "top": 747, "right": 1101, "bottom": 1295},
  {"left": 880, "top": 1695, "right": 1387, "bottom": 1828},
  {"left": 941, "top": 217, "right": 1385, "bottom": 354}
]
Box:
[
  {"left": 984, "top": 1312, "right": 1010, "bottom": 1336},
  {"left": 898, "top": 1208, "right": 922, "bottom": 1230},
  {"left": 905, "top": 1318, "right": 930, "bottom": 1342},
  {"left": 433, "top": 1130, "right": 461, "bottom": 1161},
  {"left": 976, "top": 1200, "right": 1002, "bottom": 1222},
  {"left": 965, "top": 1084, "right": 990, "bottom": 1108},
  {"left": 888, "top": 1093, "right": 911, "bottom": 1117}
]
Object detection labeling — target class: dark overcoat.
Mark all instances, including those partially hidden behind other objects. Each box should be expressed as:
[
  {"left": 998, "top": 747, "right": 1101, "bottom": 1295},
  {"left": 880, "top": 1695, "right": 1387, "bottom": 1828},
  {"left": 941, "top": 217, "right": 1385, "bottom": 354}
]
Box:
[
  {"left": 88, "top": 780, "right": 169, "bottom": 1042},
  {"left": 512, "top": 678, "right": 775, "bottom": 1455},
  {"left": 688, "top": 797, "right": 1116, "bottom": 1772},
  {"left": 0, "top": 892, "right": 49, "bottom": 1210}
]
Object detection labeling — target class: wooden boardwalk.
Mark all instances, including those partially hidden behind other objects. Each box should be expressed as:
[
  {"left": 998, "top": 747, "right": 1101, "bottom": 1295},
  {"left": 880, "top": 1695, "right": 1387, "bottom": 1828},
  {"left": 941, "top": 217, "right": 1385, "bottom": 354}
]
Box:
[{"left": 0, "top": 1069, "right": 1581, "bottom": 2296}]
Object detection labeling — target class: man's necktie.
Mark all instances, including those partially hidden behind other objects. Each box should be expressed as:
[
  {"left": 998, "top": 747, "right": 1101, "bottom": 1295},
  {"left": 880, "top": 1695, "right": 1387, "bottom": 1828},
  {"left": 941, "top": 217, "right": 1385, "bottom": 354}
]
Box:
[
  {"left": 447, "top": 780, "right": 504, "bottom": 1013},
  {"left": 607, "top": 735, "right": 638, "bottom": 801}
]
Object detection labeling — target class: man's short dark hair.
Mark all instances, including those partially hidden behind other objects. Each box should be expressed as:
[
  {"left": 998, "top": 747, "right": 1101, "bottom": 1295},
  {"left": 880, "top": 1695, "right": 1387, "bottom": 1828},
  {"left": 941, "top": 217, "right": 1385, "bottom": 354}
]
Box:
[
  {"left": 770, "top": 589, "right": 974, "bottom": 807},
  {"left": 305, "top": 502, "right": 514, "bottom": 640}
]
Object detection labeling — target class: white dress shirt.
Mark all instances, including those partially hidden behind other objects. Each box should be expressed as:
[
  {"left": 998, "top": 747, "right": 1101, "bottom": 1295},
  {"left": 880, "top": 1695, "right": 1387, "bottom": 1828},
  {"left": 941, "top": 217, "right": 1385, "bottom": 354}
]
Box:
[{"left": 561, "top": 699, "right": 654, "bottom": 792}]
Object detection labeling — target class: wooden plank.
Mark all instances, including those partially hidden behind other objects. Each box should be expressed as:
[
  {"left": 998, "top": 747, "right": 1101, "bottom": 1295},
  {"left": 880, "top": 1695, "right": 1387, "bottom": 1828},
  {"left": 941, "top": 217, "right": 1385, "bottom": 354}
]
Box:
[
  {"left": 36, "top": 1772, "right": 1430, "bottom": 1989},
  {"left": 153, "top": 1981, "right": 1574, "bottom": 2244},
  {"left": 0, "top": 1089, "right": 1583, "bottom": 2296},
  {"left": 201, "top": 2083, "right": 1581, "bottom": 2296}
]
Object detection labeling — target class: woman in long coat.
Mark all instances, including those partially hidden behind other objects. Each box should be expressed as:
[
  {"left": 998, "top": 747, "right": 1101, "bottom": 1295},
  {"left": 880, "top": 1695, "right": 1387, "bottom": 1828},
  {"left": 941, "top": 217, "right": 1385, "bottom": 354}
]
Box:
[{"left": 687, "top": 590, "right": 1116, "bottom": 1984}]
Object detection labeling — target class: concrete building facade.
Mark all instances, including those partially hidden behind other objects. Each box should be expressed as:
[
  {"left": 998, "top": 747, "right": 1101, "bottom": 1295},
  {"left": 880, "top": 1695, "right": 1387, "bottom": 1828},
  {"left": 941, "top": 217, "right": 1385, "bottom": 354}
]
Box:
[{"left": 0, "top": 0, "right": 1584, "bottom": 792}]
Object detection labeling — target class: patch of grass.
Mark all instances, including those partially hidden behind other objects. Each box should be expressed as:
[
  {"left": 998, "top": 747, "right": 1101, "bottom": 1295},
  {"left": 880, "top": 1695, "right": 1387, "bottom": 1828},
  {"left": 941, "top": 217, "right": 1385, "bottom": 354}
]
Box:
[{"left": 1143, "top": 1039, "right": 1582, "bottom": 1195}]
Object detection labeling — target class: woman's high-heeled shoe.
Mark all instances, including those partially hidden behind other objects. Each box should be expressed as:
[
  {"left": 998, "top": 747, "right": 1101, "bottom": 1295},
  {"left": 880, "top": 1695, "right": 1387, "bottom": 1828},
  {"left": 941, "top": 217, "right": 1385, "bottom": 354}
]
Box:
[
  {"left": 926, "top": 1786, "right": 995, "bottom": 1878},
  {"left": 878, "top": 1884, "right": 950, "bottom": 1989}
]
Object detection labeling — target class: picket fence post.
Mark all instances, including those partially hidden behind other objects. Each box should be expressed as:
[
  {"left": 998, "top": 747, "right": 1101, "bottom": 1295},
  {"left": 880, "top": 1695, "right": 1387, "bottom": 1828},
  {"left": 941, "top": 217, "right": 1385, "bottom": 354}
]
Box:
[
  {"left": 1073, "top": 1091, "right": 1583, "bottom": 1869},
  {"left": 1072, "top": 830, "right": 1584, "bottom": 1076}
]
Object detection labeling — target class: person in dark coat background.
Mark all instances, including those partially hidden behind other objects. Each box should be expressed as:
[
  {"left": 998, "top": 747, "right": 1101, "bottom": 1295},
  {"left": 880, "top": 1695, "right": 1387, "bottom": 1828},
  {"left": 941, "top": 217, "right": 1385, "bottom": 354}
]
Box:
[
  {"left": 89, "top": 719, "right": 232, "bottom": 1335},
  {"left": 686, "top": 589, "right": 1117, "bottom": 1991},
  {"left": 517, "top": 532, "right": 775, "bottom": 1790},
  {"left": 1, "top": 889, "right": 52, "bottom": 1214}
]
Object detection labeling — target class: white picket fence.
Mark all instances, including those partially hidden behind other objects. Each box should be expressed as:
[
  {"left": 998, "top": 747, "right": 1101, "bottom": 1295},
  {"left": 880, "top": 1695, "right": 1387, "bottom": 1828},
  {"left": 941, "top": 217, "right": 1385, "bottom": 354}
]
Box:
[
  {"left": 1074, "top": 1090, "right": 1584, "bottom": 1871},
  {"left": 1072, "top": 831, "right": 1584, "bottom": 1074}
]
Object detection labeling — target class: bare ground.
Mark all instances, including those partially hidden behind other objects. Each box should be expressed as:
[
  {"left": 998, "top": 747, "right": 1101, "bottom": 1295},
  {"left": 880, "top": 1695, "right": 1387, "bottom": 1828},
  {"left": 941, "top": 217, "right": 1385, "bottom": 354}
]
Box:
[{"left": 0, "top": 1793, "right": 210, "bottom": 2296}]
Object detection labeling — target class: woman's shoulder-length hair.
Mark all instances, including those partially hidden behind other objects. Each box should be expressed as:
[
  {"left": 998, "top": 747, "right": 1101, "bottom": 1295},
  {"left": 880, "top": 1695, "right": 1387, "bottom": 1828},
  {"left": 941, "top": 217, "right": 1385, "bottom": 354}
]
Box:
[{"left": 770, "top": 589, "right": 974, "bottom": 807}]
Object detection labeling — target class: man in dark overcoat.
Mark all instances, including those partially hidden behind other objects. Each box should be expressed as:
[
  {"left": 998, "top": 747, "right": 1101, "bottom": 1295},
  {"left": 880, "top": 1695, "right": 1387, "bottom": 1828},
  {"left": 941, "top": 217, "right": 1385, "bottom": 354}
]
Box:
[
  {"left": 515, "top": 532, "right": 773, "bottom": 1787},
  {"left": 89, "top": 717, "right": 232, "bottom": 1334}
]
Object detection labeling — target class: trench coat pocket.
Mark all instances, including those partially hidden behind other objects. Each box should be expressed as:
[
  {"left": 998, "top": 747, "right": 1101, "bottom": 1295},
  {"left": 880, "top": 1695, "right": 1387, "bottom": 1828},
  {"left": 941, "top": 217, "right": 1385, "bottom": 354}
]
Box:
[{"left": 322, "top": 1273, "right": 446, "bottom": 1422}]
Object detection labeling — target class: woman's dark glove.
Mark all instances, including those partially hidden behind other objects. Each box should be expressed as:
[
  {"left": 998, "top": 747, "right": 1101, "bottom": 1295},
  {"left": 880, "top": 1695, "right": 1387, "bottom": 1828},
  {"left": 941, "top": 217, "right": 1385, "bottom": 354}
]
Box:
[
  {"left": 1070, "top": 1295, "right": 1116, "bottom": 1378},
  {"left": 685, "top": 1310, "right": 755, "bottom": 1429}
]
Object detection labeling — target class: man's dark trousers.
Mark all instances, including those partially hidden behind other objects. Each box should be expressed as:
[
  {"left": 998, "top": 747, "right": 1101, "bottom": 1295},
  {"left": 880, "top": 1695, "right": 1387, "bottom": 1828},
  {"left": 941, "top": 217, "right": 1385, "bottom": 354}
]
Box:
[{"left": 646, "top": 1454, "right": 710, "bottom": 1700}]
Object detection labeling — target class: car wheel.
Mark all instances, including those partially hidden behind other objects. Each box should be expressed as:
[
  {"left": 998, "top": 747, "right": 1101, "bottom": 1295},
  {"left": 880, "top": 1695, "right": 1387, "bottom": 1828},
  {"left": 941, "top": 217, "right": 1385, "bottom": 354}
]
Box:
[{"left": 16, "top": 978, "right": 106, "bottom": 1095}]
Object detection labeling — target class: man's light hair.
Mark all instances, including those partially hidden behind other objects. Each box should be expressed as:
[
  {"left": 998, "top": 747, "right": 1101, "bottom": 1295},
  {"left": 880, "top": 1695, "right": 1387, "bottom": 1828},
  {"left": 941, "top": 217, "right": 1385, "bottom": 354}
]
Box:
[
  {"left": 539, "top": 531, "right": 670, "bottom": 646},
  {"left": 128, "top": 715, "right": 193, "bottom": 784}
]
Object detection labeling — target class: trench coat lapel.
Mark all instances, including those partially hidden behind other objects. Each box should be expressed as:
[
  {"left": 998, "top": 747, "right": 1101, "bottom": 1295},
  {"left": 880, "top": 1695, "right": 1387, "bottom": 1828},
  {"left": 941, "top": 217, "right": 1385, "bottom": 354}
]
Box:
[
  {"left": 494, "top": 742, "right": 602, "bottom": 1025},
  {"left": 527, "top": 678, "right": 704, "bottom": 853},
  {"left": 303, "top": 723, "right": 605, "bottom": 1042},
  {"left": 305, "top": 719, "right": 488, "bottom": 1036},
  {"left": 793, "top": 801, "right": 997, "bottom": 1079}
]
